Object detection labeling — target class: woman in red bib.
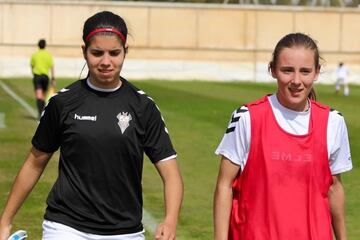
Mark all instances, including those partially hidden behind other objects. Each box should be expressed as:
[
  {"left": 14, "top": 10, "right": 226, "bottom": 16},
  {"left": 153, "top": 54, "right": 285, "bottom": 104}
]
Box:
[{"left": 214, "top": 33, "right": 352, "bottom": 240}]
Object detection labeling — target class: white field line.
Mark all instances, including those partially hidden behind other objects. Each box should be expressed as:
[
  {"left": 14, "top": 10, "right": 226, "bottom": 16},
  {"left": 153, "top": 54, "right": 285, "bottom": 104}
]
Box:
[
  {"left": 0, "top": 112, "right": 5, "bottom": 128},
  {"left": 0, "top": 80, "right": 37, "bottom": 119},
  {"left": 143, "top": 208, "right": 158, "bottom": 234},
  {"left": 143, "top": 208, "right": 184, "bottom": 239},
  {"left": 0, "top": 80, "right": 175, "bottom": 237}
]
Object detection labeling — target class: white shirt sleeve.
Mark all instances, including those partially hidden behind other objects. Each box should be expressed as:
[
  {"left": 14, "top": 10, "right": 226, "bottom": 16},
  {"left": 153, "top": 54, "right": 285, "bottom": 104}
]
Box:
[
  {"left": 215, "top": 97, "right": 353, "bottom": 175},
  {"left": 215, "top": 106, "right": 251, "bottom": 170},
  {"left": 327, "top": 110, "right": 353, "bottom": 174}
]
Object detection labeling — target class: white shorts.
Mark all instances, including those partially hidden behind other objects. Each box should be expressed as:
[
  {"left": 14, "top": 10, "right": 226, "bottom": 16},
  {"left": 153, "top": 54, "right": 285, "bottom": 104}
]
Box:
[
  {"left": 42, "top": 220, "right": 145, "bottom": 240},
  {"left": 336, "top": 77, "right": 347, "bottom": 86}
]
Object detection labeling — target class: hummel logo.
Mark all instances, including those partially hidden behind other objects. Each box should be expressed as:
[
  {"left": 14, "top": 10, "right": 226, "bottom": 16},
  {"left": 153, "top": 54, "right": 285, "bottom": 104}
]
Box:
[{"left": 74, "top": 113, "right": 97, "bottom": 121}]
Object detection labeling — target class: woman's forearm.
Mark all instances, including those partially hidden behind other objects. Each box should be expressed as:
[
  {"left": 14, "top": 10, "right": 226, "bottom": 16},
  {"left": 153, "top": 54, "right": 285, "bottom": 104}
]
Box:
[{"left": 0, "top": 147, "right": 51, "bottom": 226}]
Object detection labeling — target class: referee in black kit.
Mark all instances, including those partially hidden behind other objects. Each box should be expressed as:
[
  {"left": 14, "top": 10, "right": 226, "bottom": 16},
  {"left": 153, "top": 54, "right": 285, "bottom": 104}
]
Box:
[{"left": 0, "top": 11, "right": 183, "bottom": 240}]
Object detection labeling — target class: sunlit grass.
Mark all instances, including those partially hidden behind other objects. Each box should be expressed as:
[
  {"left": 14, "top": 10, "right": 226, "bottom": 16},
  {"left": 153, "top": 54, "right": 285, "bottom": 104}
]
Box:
[{"left": 1, "top": 78, "right": 359, "bottom": 239}]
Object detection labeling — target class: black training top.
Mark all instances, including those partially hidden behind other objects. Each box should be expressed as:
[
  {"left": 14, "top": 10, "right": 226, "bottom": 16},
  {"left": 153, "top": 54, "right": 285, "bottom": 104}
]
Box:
[{"left": 32, "top": 78, "right": 176, "bottom": 235}]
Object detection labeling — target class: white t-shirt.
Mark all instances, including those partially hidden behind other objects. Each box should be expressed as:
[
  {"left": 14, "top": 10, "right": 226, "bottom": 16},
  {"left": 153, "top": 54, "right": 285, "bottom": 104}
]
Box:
[
  {"left": 336, "top": 65, "right": 348, "bottom": 80},
  {"left": 215, "top": 94, "right": 353, "bottom": 175}
]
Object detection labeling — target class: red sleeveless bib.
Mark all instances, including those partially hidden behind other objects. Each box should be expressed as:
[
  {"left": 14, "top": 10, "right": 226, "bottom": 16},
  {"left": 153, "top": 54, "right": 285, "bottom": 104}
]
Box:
[{"left": 229, "top": 96, "right": 333, "bottom": 240}]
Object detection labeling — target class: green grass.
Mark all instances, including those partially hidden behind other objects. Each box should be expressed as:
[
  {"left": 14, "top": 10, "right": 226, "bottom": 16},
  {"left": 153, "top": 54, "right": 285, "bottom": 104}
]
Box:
[{"left": 0, "top": 78, "right": 359, "bottom": 239}]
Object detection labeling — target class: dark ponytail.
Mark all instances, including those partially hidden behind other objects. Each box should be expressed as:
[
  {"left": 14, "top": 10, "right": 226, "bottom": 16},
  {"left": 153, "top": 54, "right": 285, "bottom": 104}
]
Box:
[{"left": 308, "top": 88, "right": 317, "bottom": 101}]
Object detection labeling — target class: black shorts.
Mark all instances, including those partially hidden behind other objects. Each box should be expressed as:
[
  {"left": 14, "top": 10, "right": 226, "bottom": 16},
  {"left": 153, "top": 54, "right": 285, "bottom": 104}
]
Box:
[{"left": 33, "top": 74, "right": 49, "bottom": 91}]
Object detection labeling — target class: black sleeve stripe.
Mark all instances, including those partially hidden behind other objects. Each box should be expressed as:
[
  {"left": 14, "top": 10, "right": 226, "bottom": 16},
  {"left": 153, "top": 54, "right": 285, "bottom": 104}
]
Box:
[
  {"left": 226, "top": 126, "right": 236, "bottom": 133},
  {"left": 231, "top": 116, "right": 240, "bottom": 123},
  {"left": 330, "top": 108, "right": 343, "bottom": 116},
  {"left": 236, "top": 107, "right": 248, "bottom": 114}
]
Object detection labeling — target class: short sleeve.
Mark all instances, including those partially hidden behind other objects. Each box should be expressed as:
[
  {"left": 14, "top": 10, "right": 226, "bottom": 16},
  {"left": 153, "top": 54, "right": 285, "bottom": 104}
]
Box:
[
  {"left": 143, "top": 101, "right": 176, "bottom": 163},
  {"left": 327, "top": 111, "right": 353, "bottom": 174},
  {"left": 215, "top": 106, "right": 250, "bottom": 170},
  {"left": 32, "top": 96, "right": 62, "bottom": 153}
]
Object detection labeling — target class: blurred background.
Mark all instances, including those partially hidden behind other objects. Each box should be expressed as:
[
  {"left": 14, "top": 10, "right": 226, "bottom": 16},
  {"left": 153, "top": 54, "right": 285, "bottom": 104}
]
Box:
[{"left": 0, "top": 0, "right": 359, "bottom": 83}]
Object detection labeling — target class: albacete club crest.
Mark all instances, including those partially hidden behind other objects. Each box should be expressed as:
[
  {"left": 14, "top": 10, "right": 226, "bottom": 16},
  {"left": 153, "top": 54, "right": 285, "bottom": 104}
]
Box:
[{"left": 117, "top": 112, "right": 132, "bottom": 134}]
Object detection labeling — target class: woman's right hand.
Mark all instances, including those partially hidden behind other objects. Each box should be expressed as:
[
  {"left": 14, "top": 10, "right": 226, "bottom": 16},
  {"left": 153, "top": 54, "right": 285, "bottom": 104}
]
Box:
[{"left": 0, "top": 222, "right": 11, "bottom": 240}]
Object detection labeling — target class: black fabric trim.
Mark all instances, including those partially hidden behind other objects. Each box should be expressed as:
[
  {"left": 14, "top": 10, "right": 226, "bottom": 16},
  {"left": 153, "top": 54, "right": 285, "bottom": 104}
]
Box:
[
  {"left": 231, "top": 116, "right": 240, "bottom": 123},
  {"left": 226, "top": 127, "right": 235, "bottom": 133},
  {"left": 236, "top": 107, "right": 248, "bottom": 113},
  {"left": 330, "top": 108, "right": 343, "bottom": 116}
]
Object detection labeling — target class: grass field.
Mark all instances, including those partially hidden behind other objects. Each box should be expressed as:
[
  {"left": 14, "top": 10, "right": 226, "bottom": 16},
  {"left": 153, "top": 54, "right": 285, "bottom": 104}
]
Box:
[{"left": 0, "top": 78, "right": 359, "bottom": 239}]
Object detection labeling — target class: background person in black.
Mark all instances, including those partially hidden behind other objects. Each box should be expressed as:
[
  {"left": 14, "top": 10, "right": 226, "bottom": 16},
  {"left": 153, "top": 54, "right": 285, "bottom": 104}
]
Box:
[{"left": 0, "top": 11, "right": 183, "bottom": 240}]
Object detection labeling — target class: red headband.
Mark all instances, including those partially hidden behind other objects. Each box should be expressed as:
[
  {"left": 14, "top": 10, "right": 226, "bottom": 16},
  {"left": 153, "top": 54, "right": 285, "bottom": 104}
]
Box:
[{"left": 85, "top": 28, "right": 126, "bottom": 44}]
